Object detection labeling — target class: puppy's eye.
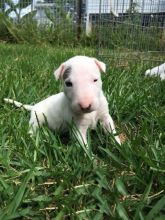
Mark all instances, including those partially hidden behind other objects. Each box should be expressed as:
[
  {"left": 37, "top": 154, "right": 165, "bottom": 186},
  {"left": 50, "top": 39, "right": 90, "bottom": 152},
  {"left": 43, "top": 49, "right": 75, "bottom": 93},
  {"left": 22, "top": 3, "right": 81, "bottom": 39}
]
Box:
[
  {"left": 65, "top": 81, "right": 73, "bottom": 87},
  {"left": 94, "top": 79, "right": 98, "bottom": 82}
]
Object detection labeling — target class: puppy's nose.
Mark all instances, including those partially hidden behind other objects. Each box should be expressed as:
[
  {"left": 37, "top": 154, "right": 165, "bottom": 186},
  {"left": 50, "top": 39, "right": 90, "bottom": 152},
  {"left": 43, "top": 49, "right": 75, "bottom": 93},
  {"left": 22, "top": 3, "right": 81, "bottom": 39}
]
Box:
[{"left": 79, "top": 103, "right": 91, "bottom": 111}]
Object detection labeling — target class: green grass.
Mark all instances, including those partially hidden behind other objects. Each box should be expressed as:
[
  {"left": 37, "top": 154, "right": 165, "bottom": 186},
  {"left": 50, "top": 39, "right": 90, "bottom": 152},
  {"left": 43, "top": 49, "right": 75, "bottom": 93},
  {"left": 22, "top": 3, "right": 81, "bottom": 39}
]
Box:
[{"left": 0, "top": 43, "right": 165, "bottom": 220}]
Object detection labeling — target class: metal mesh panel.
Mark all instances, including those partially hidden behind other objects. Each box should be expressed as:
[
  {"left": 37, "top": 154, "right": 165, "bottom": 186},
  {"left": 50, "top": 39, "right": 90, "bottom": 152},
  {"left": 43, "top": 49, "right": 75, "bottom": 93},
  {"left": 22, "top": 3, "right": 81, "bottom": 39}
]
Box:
[
  {"left": 0, "top": 0, "right": 83, "bottom": 44},
  {"left": 1, "top": 0, "right": 165, "bottom": 60},
  {"left": 96, "top": 0, "right": 165, "bottom": 62},
  {"left": 0, "top": 0, "right": 76, "bottom": 25}
]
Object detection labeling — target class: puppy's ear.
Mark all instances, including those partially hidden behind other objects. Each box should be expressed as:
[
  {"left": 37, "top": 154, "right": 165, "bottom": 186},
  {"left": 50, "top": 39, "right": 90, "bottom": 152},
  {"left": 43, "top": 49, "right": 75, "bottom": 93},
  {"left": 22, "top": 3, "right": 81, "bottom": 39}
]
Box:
[
  {"left": 94, "top": 58, "right": 106, "bottom": 73},
  {"left": 54, "top": 63, "right": 65, "bottom": 80}
]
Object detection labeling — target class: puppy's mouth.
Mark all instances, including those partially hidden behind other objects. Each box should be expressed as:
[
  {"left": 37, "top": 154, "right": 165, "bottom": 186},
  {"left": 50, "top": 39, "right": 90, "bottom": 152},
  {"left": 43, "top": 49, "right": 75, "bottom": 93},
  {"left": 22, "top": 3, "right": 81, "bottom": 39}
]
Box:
[
  {"left": 72, "top": 107, "right": 95, "bottom": 115},
  {"left": 81, "top": 108, "right": 94, "bottom": 113},
  {"left": 79, "top": 105, "right": 97, "bottom": 114}
]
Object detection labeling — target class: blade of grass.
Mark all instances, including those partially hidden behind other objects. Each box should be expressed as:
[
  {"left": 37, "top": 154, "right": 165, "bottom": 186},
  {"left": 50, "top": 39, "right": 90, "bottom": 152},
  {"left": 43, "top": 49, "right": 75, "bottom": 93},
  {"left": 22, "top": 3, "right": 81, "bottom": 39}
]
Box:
[
  {"left": 146, "top": 196, "right": 165, "bottom": 220},
  {"left": 0, "top": 167, "right": 35, "bottom": 220}
]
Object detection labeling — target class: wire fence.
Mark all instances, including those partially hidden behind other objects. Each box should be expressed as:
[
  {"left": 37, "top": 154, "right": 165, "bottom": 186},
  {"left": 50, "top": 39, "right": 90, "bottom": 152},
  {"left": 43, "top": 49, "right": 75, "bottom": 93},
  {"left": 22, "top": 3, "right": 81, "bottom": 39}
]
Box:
[
  {"left": 0, "top": 0, "right": 165, "bottom": 62},
  {"left": 0, "top": 0, "right": 85, "bottom": 44},
  {"left": 97, "top": 0, "right": 165, "bottom": 63},
  {"left": 0, "top": 0, "right": 77, "bottom": 23}
]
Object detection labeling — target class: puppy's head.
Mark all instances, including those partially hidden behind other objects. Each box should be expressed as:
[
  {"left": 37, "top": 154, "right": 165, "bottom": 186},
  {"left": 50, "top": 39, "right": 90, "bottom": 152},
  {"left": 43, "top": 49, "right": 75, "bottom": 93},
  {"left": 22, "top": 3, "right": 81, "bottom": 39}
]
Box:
[
  {"left": 145, "top": 69, "right": 151, "bottom": 76},
  {"left": 54, "top": 56, "right": 106, "bottom": 114}
]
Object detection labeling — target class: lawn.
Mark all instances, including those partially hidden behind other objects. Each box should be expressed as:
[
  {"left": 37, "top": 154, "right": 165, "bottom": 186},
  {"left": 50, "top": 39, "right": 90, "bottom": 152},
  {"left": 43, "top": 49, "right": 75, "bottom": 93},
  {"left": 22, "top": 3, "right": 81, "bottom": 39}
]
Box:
[{"left": 0, "top": 43, "right": 165, "bottom": 220}]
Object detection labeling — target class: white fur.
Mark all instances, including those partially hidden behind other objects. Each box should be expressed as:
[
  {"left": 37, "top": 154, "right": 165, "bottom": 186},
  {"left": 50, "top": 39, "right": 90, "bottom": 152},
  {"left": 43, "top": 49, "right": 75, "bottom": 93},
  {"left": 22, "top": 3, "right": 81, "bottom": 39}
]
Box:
[
  {"left": 4, "top": 56, "right": 121, "bottom": 145},
  {"left": 145, "top": 63, "right": 165, "bottom": 80}
]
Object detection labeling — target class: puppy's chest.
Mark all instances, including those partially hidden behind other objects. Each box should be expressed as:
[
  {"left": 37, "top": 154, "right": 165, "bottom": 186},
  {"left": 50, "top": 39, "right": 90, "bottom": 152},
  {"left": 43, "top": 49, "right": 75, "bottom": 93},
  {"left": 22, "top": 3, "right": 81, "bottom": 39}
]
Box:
[{"left": 73, "top": 111, "right": 98, "bottom": 129}]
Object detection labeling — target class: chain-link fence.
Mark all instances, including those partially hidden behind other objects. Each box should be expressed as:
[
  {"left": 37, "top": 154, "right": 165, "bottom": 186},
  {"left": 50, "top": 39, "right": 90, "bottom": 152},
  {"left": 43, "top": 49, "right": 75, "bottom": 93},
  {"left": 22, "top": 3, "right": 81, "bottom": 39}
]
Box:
[
  {"left": 0, "top": 0, "right": 78, "bottom": 24},
  {"left": 96, "top": 0, "right": 165, "bottom": 63},
  {"left": 0, "top": 0, "right": 88, "bottom": 44},
  {"left": 0, "top": 0, "right": 165, "bottom": 63}
]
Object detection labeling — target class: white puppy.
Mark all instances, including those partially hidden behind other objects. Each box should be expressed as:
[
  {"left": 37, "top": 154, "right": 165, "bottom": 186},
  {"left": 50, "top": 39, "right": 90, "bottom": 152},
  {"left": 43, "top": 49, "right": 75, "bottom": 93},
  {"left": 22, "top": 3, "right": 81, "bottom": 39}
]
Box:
[
  {"left": 4, "top": 56, "right": 121, "bottom": 145},
  {"left": 145, "top": 63, "right": 165, "bottom": 80}
]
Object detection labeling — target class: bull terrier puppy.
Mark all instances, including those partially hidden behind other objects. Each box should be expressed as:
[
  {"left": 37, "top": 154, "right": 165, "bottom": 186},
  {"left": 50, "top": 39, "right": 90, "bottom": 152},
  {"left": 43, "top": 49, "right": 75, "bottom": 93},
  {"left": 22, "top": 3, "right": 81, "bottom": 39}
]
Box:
[{"left": 4, "top": 56, "right": 121, "bottom": 145}]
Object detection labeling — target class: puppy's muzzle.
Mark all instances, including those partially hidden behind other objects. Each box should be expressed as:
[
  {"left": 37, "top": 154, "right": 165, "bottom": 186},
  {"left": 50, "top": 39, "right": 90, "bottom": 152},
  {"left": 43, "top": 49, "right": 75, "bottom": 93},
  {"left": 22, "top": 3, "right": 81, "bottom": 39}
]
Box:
[{"left": 79, "top": 103, "right": 92, "bottom": 113}]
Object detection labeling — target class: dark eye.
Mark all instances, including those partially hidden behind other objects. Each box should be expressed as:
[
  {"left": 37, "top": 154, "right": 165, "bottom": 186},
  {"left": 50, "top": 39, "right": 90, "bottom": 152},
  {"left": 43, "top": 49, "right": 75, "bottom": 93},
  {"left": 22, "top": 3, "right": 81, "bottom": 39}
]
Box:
[
  {"left": 65, "top": 81, "right": 73, "bottom": 87},
  {"left": 94, "top": 79, "right": 98, "bottom": 82}
]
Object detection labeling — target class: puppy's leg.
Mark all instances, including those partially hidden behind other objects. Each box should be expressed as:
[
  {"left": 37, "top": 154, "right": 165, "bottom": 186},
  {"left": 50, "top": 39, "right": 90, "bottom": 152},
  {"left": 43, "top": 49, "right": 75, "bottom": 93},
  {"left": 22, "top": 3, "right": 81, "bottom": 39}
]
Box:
[
  {"left": 72, "top": 117, "right": 89, "bottom": 148},
  {"left": 28, "top": 111, "right": 45, "bottom": 135},
  {"left": 100, "top": 113, "right": 121, "bottom": 145},
  {"left": 74, "top": 125, "right": 88, "bottom": 146},
  {"left": 99, "top": 95, "right": 121, "bottom": 145}
]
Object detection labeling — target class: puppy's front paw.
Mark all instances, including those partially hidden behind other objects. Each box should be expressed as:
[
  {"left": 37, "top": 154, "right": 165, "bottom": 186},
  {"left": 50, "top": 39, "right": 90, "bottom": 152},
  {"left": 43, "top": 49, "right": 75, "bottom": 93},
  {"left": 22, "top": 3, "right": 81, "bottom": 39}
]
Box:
[{"left": 101, "top": 118, "right": 121, "bottom": 145}]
